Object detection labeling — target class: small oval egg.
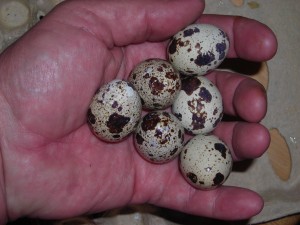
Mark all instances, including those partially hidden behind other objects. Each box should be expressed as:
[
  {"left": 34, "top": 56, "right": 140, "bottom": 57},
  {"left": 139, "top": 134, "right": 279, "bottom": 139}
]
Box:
[
  {"left": 134, "top": 111, "right": 185, "bottom": 164},
  {"left": 168, "top": 23, "right": 229, "bottom": 76},
  {"left": 172, "top": 75, "right": 223, "bottom": 135},
  {"left": 128, "top": 58, "right": 181, "bottom": 110},
  {"left": 180, "top": 134, "right": 233, "bottom": 190},
  {"left": 87, "top": 79, "right": 142, "bottom": 142}
]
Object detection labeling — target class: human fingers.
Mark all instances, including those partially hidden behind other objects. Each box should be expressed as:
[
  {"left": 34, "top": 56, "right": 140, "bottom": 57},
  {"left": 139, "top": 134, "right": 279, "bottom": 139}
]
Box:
[
  {"left": 207, "top": 71, "right": 267, "bottom": 122},
  {"left": 199, "top": 15, "right": 277, "bottom": 61},
  {"left": 135, "top": 159, "right": 263, "bottom": 220},
  {"left": 156, "top": 185, "right": 263, "bottom": 220},
  {"left": 213, "top": 122, "right": 270, "bottom": 161},
  {"left": 121, "top": 14, "right": 277, "bottom": 66},
  {"left": 204, "top": 71, "right": 269, "bottom": 160},
  {"left": 50, "top": 0, "right": 205, "bottom": 46}
]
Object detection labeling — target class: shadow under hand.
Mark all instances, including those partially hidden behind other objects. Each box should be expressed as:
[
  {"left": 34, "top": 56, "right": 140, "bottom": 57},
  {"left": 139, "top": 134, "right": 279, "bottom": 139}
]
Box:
[
  {"left": 218, "top": 58, "right": 262, "bottom": 76},
  {"left": 232, "top": 159, "right": 254, "bottom": 173}
]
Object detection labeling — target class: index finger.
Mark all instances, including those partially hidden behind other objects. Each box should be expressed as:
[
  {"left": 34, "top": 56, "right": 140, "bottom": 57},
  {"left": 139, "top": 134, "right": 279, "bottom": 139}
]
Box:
[{"left": 199, "top": 15, "right": 278, "bottom": 61}]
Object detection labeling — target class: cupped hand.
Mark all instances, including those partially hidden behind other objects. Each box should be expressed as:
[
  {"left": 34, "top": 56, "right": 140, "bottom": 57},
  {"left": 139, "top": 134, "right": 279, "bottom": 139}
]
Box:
[{"left": 0, "top": 0, "right": 277, "bottom": 223}]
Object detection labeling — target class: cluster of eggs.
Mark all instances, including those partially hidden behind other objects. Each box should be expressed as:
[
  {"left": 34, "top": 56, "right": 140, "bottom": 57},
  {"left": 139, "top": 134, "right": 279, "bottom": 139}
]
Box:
[{"left": 88, "top": 24, "right": 233, "bottom": 190}]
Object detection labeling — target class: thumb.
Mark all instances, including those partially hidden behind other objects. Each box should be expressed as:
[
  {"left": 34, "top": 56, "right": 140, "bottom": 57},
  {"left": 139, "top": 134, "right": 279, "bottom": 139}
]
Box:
[{"left": 49, "top": 0, "right": 205, "bottom": 46}]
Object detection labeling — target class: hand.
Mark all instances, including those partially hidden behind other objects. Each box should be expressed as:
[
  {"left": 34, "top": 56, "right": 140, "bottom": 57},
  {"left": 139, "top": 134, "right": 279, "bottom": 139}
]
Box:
[{"left": 0, "top": 0, "right": 277, "bottom": 223}]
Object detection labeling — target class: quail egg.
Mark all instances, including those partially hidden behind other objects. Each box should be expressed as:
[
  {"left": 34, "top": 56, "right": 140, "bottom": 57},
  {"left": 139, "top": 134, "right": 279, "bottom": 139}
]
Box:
[
  {"left": 168, "top": 23, "right": 229, "bottom": 76},
  {"left": 128, "top": 58, "right": 181, "bottom": 110},
  {"left": 87, "top": 79, "right": 142, "bottom": 142},
  {"left": 172, "top": 75, "right": 223, "bottom": 135},
  {"left": 134, "top": 111, "right": 185, "bottom": 163},
  {"left": 180, "top": 134, "right": 233, "bottom": 190}
]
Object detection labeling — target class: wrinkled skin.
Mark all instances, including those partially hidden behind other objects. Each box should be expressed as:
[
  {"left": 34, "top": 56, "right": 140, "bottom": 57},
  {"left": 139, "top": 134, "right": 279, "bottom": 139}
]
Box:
[{"left": 0, "top": 0, "right": 277, "bottom": 224}]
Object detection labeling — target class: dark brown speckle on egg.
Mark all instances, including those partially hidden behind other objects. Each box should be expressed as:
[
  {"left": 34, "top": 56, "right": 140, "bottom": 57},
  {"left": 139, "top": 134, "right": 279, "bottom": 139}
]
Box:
[
  {"left": 157, "top": 66, "right": 163, "bottom": 72},
  {"left": 219, "top": 30, "right": 227, "bottom": 39},
  {"left": 178, "top": 39, "right": 186, "bottom": 47},
  {"left": 87, "top": 108, "right": 96, "bottom": 124},
  {"left": 170, "top": 148, "right": 178, "bottom": 156},
  {"left": 168, "top": 38, "right": 178, "bottom": 55},
  {"left": 187, "top": 172, "right": 198, "bottom": 183},
  {"left": 149, "top": 77, "right": 165, "bottom": 95},
  {"left": 191, "top": 113, "right": 207, "bottom": 130},
  {"left": 162, "top": 111, "right": 171, "bottom": 118},
  {"left": 199, "top": 87, "right": 212, "bottom": 103},
  {"left": 143, "top": 73, "right": 150, "bottom": 79},
  {"left": 174, "top": 112, "right": 182, "bottom": 121},
  {"left": 213, "top": 172, "right": 225, "bottom": 186},
  {"left": 112, "top": 101, "right": 118, "bottom": 108},
  {"left": 106, "top": 113, "right": 130, "bottom": 134},
  {"left": 112, "top": 134, "right": 120, "bottom": 139},
  {"left": 141, "top": 112, "right": 161, "bottom": 131},
  {"left": 214, "top": 143, "right": 227, "bottom": 159},
  {"left": 154, "top": 128, "right": 163, "bottom": 138},
  {"left": 216, "top": 41, "right": 227, "bottom": 60},
  {"left": 213, "top": 113, "right": 222, "bottom": 128},
  {"left": 136, "top": 133, "right": 145, "bottom": 145},
  {"left": 194, "top": 51, "right": 215, "bottom": 67},
  {"left": 153, "top": 103, "right": 162, "bottom": 109},
  {"left": 165, "top": 71, "right": 177, "bottom": 81},
  {"left": 182, "top": 76, "right": 201, "bottom": 95},
  {"left": 178, "top": 130, "right": 182, "bottom": 139},
  {"left": 183, "top": 27, "right": 200, "bottom": 37},
  {"left": 213, "top": 107, "right": 218, "bottom": 115}
]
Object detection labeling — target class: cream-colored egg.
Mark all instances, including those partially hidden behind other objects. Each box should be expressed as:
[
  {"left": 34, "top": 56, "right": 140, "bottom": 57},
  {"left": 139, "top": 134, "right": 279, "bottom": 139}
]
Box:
[
  {"left": 129, "top": 58, "right": 181, "bottom": 110},
  {"left": 168, "top": 23, "right": 229, "bottom": 76},
  {"left": 134, "top": 111, "right": 185, "bottom": 163},
  {"left": 172, "top": 75, "right": 223, "bottom": 135},
  {"left": 180, "top": 134, "right": 233, "bottom": 190},
  {"left": 87, "top": 80, "right": 142, "bottom": 142}
]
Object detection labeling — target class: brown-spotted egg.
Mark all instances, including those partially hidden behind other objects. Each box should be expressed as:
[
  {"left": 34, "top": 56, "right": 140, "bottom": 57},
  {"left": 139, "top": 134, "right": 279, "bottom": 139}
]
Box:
[
  {"left": 134, "top": 111, "right": 185, "bottom": 163},
  {"left": 172, "top": 76, "right": 223, "bottom": 135},
  {"left": 128, "top": 58, "right": 181, "bottom": 110},
  {"left": 168, "top": 23, "right": 229, "bottom": 76},
  {"left": 180, "top": 134, "right": 233, "bottom": 190},
  {"left": 87, "top": 79, "right": 142, "bottom": 142}
]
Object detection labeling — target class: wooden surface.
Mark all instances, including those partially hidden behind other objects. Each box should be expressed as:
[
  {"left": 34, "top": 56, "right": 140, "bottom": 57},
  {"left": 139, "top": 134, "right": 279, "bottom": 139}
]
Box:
[
  {"left": 230, "top": 0, "right": 244, "bottom": 7},
  {"left": 267, "top": 128, "right": 292, "bottom": 181}
]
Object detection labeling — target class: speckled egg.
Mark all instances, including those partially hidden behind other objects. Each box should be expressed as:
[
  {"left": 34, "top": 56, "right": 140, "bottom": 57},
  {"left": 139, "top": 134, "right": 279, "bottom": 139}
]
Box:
[
  {"left": 172, "top": 75, "right": 223, "bottom": 135},
  {"left": 168, "top": 23, "right": 229, "bottom": 76},
  {"left": 134, "top": 111, "right": 185, "bottom": 163},
  {"left": 180, "top": 134, "right": 233, "bottom": 190},
  {"left": 128, "top": 58, "right": 181, "bottom": 110},
  {"left": 87, "top": 79, "right": 142, "bottom": 142}
]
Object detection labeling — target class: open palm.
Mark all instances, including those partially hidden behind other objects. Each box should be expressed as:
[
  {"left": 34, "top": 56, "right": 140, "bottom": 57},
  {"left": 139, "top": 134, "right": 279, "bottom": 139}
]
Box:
[{"left": 0, "top": 0, "right": 277, "bottom": 223}]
